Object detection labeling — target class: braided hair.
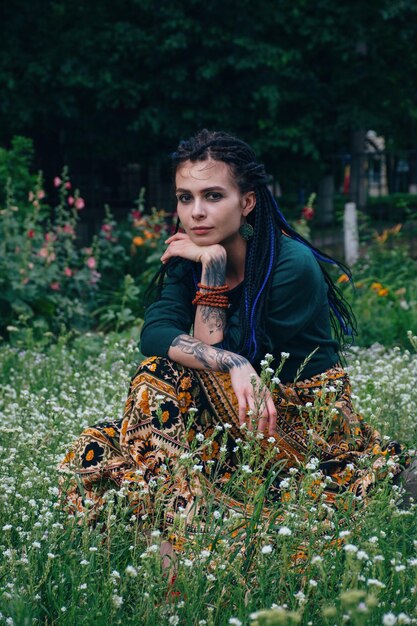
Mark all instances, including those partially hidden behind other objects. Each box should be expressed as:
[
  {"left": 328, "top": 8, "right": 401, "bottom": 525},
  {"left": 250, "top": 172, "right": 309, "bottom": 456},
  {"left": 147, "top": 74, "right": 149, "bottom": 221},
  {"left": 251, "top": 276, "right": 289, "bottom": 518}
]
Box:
[{"left": 147, "top": 129, "right": 356, "bottom": 361}]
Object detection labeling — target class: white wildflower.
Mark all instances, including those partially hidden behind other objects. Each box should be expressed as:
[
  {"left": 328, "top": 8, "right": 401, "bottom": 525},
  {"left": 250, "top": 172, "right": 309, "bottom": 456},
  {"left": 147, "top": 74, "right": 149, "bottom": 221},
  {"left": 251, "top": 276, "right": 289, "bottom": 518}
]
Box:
[
  {"left": 382, "top": 613, "right": 397, "bottom": 626},
  {"left": 278, "top": 526, "right": 292, "bottom": 536},
  {"left": 261, "top": 545, "right": 273, "bottom": 554},
  {"left": 125, "top": 565, "right": 138, "bottom": 577},
  {"left": 344, "top": 544, "right": 358, "bottom": 553},
  {"left": 112, "top": 595, "right": 123, "bottom": 608}
]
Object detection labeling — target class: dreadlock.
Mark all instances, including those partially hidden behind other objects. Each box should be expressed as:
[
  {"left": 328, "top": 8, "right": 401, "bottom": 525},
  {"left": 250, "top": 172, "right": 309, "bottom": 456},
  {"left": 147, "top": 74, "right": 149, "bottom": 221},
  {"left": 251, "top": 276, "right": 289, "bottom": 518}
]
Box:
[{"left": 146, "top": 129, "right": 356, "bottom": 362}]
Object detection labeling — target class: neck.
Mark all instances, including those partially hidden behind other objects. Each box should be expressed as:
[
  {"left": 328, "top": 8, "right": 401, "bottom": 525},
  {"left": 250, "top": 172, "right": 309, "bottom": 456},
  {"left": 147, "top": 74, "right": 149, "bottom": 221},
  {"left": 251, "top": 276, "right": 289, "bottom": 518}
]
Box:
[{"left": 222, "top": 235, "right": 247, "bottom": 289}]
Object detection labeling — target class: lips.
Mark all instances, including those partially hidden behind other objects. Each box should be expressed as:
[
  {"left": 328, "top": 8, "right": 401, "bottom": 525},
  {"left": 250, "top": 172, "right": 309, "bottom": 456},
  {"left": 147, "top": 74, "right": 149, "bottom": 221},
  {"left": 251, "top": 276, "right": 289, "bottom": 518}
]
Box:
[{"left": 191, "top": 227, "right": 213, "bottom": 233}]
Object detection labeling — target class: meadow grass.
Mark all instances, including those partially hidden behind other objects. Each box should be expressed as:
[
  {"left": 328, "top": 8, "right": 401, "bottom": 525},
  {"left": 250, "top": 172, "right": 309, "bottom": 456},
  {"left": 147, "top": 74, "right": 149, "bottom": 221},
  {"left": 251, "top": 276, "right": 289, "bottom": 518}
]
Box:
[{"left": 0, "top": 333, "right": 416, "bottom": 626}]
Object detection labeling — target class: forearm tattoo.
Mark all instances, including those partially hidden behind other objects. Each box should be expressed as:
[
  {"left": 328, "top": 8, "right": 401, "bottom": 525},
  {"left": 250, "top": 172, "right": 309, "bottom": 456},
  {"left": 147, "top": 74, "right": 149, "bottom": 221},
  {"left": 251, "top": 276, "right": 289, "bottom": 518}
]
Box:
[
  {"left": 203, "top": 256, "right": 226, "bottom": 286},
  {"left": 171, "top": 335, "right": 247, "bottom": 372},
  {"left": 200, "top": 256, "right": 227, "bottom": 334}
]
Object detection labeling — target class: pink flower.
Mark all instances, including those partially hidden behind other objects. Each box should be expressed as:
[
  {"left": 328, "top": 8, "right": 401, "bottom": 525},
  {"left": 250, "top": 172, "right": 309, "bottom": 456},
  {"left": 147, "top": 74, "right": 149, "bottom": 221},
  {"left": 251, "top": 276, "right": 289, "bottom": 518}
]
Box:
[
  {"left": 89, "top": 270, "right": 101, "bottom": 285},
  {"left": 101, "top": 224, "right": 112, "bottom": 233},
  {"left": 131, "top": 210, "right": 142, "bottom": 220},
  {"left": 38, "top": 247, "right": 48, "bottom": 258},
  {"left": 50, "top": 282, "right": 60, "bottom": 291},
  {"left": 65, "top": 182, "right": 72, "bottom": 190},
  {"left": 68, "top": 196, "right": 75, "bottom": 206},
  {"left": 45, "top": 232, "right": 56, "bottom": 242},
  {"left": 53, "top": 177, "right": 62, "bottom": 188},
  {"left": 63, "top": 224, "right": 75, "bottom": 235},
  {"left": 75, "top": 197, "right": 85, "bottom": 210},
  {"left": 301, "top": 206, "right": 314, "bottom": 221},
  {"left": 28, "top": 191, "right": 35, "bottom": 202},
  {"left": 37, "top": 190, "right": 45, "bottom": 200},
  {"left": 86, "top": 256, "right": 96, "bottom": 269},
  {"left": 27, "top": 229, "right": 35, "bottom": 239},
  {"left": 64, "top": 267, "right": 73, "bottom": 277}
]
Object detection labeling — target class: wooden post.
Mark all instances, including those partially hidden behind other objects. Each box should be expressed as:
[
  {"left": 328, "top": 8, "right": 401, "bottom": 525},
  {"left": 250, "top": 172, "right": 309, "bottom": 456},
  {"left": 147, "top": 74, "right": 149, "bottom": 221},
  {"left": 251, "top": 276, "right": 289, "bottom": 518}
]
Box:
[{"left": 344, "top": 202, "right": 359, "bottom": 266}]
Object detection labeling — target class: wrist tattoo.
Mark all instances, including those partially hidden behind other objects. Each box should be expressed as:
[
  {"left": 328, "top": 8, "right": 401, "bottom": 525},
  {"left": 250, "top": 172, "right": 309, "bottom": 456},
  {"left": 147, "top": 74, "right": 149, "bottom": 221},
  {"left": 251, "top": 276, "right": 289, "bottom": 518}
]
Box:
[
  {"left": 202, "top": 256, "right": 226, "bottom": 287},
  {"left": 171, "top": 335, "right": 248, "bottom": 372},
  {"left": 200, "top": 256, "right": 227, "bottom": 333}
]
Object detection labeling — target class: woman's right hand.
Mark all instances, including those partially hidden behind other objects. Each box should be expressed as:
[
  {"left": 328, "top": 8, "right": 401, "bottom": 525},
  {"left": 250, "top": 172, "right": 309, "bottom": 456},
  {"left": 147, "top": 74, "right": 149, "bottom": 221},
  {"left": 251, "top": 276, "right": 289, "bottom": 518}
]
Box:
[{"left": 229, "top": 362, "right": 277, "bottom": 436}]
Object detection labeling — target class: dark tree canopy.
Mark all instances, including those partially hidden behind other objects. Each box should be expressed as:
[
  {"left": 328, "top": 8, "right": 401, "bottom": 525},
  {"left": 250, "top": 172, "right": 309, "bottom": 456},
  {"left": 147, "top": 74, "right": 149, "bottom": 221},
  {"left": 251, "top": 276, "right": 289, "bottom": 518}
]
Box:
[{"left": 1, "top": 0, "right": 417, "bottom": 199}]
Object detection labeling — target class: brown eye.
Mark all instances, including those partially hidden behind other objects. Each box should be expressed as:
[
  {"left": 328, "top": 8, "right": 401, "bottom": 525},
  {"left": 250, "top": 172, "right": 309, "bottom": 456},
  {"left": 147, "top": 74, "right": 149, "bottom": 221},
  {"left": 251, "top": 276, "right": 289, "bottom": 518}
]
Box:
[
  {"left": 177, "top": 194, "right": 192, "bottom": 203},
  {"left": 206, "top": 192, "right": 222, "bottom": 201}
]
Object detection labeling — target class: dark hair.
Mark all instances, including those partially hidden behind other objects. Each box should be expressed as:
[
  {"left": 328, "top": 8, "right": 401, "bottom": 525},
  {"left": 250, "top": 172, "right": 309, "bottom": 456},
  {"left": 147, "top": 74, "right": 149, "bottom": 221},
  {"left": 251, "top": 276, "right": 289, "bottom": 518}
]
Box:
[{"left": 147, "top": 129, "right": 356, "bottom": 361}]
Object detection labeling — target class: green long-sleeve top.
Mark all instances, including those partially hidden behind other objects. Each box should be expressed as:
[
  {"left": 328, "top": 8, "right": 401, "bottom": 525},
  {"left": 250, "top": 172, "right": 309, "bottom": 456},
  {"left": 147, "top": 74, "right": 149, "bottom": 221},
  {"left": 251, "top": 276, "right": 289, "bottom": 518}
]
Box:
[{"left": 140, "top": 235, "right": 340, "bottom": 382}]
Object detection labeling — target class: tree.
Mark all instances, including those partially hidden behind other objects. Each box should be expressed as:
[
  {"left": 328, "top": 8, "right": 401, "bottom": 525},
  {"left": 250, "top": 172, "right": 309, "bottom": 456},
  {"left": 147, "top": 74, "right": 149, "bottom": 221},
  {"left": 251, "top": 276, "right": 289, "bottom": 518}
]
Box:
[{"left": 1, "top": 0, "right": 416, "bottom": 208}]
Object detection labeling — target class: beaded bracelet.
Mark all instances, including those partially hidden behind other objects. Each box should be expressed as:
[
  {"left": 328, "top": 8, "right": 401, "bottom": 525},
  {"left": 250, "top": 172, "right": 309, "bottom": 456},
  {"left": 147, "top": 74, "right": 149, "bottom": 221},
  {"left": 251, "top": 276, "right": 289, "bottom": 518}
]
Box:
[
  {"left": 192, "top": 292, "right": 229, "bottom": 308},
  {"left": 197, "top": 282, "right": 229, "bottom": 293},
  {"left": 192, "top": 282, "right": 229, "bottom": 308}
]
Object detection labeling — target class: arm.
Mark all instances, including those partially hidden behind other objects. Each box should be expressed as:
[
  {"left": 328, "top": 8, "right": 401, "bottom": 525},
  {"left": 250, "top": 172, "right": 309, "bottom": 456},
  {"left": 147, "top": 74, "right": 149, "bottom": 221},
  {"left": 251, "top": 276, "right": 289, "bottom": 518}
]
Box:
[
  {"left": 193, "top": 248, "right": 227, "bottom": 345},
  {"left": 161, "top": 233, "right": 228, "bottom": 344},
  {"left": 168, "top": 334, "right": 277, "bottom": 435}
]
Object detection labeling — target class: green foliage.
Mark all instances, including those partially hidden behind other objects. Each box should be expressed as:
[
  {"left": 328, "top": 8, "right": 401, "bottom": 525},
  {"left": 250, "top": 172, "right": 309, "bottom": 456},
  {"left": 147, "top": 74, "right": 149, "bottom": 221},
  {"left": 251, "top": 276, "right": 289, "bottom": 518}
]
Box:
[
  {"left": 337, "top": 225, "right": 417, "bottom": 347},
  {"left": 0, "top": 136, "right": 36, "bottom": 207},
  {"left": 0, "top": 139, "right": 175, "bottom": 341},
  {"left": 1, "top": 1, "right": 417, "bottom": 180}
]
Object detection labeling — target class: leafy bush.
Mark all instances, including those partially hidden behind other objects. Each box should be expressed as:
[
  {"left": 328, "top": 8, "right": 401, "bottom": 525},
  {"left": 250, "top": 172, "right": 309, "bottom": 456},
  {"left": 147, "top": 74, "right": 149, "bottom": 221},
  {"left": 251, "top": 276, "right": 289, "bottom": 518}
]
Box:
[
  {"left": 0, "top": 138, "right": 175, "bottom": 342},
  {"left": 337, "top": 224, "right": 417, "bottom": 347}
]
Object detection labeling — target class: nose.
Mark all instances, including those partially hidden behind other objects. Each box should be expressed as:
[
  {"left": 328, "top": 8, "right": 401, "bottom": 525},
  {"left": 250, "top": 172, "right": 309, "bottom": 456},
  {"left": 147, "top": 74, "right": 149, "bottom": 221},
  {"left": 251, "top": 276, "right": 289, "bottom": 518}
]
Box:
[{"left": 191, "top": 198, "right": 206, "bottom": 220}]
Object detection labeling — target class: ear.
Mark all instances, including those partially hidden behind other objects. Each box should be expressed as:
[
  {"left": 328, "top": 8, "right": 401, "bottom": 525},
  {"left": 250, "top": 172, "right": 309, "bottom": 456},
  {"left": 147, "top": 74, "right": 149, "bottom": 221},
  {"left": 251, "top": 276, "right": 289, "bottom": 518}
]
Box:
[{"left": 241, "top": 191, "right": 256, "bottom": 217}]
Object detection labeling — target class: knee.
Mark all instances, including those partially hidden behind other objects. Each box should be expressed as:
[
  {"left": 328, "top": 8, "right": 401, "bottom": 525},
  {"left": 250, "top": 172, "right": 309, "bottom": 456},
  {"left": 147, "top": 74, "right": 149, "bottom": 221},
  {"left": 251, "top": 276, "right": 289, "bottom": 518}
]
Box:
[{"left": 131, "top": 356, "right": 177, "bottom": 381}]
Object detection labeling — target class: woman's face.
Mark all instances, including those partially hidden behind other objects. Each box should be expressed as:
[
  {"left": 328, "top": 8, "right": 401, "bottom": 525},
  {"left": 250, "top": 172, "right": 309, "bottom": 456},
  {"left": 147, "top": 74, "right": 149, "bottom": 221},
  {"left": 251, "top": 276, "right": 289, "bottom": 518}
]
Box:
[{"left": 175, "top": 159, "right": 255, "bottom": 249}]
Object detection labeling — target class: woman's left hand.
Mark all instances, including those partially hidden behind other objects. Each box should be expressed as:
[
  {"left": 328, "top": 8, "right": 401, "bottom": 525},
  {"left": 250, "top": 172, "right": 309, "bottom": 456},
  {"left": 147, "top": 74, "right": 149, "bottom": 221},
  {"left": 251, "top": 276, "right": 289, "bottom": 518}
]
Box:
[{"left": 161, "top": 232, "right": 224, "bottom": 265}]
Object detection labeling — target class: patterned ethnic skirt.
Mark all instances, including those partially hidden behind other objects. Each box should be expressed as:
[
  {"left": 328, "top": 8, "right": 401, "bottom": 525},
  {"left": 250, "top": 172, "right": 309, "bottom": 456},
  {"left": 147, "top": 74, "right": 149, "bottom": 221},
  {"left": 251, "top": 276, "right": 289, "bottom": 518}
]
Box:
[{"left": 59, "top": 356, "right": 408, "bottom": 541}]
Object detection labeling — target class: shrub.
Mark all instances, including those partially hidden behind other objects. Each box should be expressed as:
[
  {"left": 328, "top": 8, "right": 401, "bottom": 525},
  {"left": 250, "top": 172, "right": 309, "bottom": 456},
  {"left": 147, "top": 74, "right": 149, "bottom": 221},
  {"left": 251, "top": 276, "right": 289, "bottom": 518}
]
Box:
[
  {"left": 0, "top": 138, "right": 175, "bottom": 342},
  {"left": 337, "top": 224, "right": 417, "bottom": 347}
]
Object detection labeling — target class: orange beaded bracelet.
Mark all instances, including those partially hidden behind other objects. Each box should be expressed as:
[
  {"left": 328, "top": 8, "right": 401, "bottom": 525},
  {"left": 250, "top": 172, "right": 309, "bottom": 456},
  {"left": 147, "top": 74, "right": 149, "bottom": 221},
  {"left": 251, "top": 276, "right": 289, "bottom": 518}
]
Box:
[
  {"left": 197, "top": 282, "right": 229, "bottom": 293},
  {"left": 192, "top": 283, "right": 229, "bottom": 308}
]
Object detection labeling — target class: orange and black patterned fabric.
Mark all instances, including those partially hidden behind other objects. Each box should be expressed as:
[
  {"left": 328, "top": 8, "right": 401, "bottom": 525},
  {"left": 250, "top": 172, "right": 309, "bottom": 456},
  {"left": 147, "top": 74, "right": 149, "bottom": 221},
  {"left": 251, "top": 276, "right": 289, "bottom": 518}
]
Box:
[{"left": 59, "top": 357, "right": 408, "bottom": 533}]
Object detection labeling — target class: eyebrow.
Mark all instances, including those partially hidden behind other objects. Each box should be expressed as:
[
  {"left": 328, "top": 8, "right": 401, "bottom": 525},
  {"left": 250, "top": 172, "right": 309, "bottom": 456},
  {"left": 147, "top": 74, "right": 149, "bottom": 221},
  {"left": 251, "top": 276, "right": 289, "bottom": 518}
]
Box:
[{"left": 175, "top": 186, "right": 227, "bottom": 193}]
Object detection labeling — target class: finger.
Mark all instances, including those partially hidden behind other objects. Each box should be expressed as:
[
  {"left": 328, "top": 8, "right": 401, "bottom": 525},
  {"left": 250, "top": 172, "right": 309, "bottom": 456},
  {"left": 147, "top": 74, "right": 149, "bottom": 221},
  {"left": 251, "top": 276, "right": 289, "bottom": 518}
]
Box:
[
  {"left": 246, "top": 392, "right": 258, "bottom": 432},
  {"left": 266, "top": 397, "right": 277, "bottom": 436},
  {"left": 165, "top": 233, "right": 188, "bottom": 243},
  {"left": 237, "top": 397, "right": 248, "bottom": 430},
  {"left": 258, "top": 414, "right": 268, "bottom": 434}
]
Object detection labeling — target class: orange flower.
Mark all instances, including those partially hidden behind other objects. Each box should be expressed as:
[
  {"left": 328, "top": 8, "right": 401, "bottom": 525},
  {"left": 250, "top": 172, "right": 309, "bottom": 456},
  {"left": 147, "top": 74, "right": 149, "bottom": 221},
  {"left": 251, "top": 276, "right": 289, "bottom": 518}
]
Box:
[
  {"left": 143, "top": 229, "right": 154, "bottom": 240},
  {"left": 139, "top": 389, "right": 150, "bottom": 414},
  {"left": 337, "top": 273, "right": 349, "bottom": 284},
  {"left": 161, "top": 410, "right": 170, "bottom": 423},
  {"left": 178, "top": 391, "right": 192, "bottom": 413},
  {"left": 133, "top": 236, "right": 145, "bottom": 246},
  {"left": 371, "top": 282, "right": 383, "bottom": 291},
  {"left": 62, "top": 450, "right": 75, "bottom": 464},
  {"left": 201, "top": 440, "right": 220, "bottom": 461},
  {"left": 180, "top": 376, "right": 192, "bottom": 390},
  {"left": 378, "top": 288, "right": 389, "bottom": 297}
]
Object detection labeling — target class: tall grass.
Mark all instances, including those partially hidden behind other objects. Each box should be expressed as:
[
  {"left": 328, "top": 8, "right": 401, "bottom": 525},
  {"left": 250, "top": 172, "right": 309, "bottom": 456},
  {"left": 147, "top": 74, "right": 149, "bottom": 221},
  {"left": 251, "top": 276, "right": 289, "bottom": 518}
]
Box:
[{"left": 0, "top": 333, "right": 416, "bottom": 626}]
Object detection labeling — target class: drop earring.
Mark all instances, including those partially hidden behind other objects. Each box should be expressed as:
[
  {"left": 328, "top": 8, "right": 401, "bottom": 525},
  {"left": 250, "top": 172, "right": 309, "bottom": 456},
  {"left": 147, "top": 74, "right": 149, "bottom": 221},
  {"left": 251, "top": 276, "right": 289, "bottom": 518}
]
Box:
[{"left": 239, "top": 220, "right": 254, "bottom": 241}]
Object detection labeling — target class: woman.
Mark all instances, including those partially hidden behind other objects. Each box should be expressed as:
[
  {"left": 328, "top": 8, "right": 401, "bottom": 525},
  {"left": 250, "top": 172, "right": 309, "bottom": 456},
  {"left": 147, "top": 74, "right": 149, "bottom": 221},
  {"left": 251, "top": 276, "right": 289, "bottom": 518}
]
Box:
[{"left": 60, "top": 130, "right": 410, "bottom": 541}]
